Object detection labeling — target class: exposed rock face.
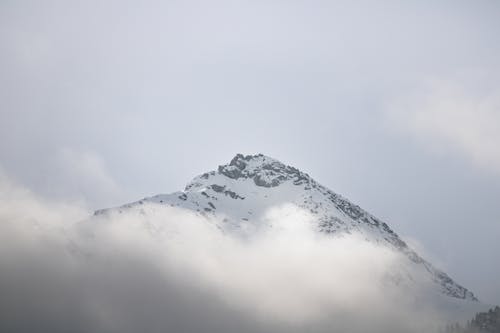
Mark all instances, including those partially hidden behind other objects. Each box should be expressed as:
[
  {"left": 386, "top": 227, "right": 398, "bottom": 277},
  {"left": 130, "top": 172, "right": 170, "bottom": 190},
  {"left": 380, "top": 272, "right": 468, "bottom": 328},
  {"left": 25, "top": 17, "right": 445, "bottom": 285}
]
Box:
[{"left": 218, "top": 154, "right": 310, "bottom": 188}]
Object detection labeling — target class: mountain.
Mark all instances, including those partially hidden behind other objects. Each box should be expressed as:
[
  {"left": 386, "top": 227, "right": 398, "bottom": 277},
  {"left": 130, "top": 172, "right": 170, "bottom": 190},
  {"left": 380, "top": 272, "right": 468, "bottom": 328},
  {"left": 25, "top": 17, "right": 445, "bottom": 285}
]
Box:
[{"left": 95, "top": 153, "right": 477, "bottom": 302}]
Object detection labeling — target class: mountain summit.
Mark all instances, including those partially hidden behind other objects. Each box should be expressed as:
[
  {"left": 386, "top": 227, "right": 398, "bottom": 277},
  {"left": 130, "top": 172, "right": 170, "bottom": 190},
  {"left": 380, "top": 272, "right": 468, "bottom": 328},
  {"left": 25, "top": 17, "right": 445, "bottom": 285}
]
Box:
[{"left": 95, "top": 153, "right": 477, "bottom": 302}]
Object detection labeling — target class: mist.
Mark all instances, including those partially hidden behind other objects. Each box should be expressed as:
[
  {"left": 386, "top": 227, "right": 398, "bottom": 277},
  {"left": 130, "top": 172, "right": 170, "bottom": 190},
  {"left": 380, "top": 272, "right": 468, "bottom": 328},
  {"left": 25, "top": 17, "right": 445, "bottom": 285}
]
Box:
[{"left": 0, "top": 173, "right": 463, "bottom": 333}]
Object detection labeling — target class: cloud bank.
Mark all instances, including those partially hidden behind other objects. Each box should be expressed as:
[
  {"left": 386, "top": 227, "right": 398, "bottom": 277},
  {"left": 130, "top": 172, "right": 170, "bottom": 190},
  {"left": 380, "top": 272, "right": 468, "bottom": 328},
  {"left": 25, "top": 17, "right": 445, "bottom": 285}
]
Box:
[
  {"left": 386, "top": 76, "right": 500, "bottom": 174},
  {"left": 0, "top": 174, "right": 466, "bottom": 333}
]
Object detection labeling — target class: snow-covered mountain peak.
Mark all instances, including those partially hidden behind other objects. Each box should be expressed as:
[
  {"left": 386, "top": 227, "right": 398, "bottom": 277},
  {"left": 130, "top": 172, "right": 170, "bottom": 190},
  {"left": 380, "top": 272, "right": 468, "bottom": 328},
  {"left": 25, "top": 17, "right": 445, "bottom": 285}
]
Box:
[
  {"left": 219, "top": 153, "right": 308, "bottom": 187},
  {"left": 185, "top": 153, "right": 311, "bottom": 191},
  {"left": 95, "top": 153, "right": 478, "bottom": 302}
]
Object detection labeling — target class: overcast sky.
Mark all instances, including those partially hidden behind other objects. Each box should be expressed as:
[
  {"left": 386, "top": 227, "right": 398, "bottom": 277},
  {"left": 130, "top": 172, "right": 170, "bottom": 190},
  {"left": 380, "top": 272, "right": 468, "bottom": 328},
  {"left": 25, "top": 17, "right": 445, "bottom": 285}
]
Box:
[{"left": 1, "top": 0, "right": 500, "bottom": 305}]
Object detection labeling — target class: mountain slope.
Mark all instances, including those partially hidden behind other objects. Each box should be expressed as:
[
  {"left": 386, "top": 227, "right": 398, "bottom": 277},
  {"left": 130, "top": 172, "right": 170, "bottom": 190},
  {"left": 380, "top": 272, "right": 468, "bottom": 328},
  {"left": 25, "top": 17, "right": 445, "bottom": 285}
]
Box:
[{"left": 95, "top": 153, "right": 477, "bottom": 302}]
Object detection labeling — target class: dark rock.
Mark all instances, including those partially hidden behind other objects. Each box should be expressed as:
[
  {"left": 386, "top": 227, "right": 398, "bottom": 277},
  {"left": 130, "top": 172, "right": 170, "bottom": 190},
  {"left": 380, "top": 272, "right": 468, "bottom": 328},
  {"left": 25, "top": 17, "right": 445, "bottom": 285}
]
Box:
[{"left": 210, "top": 184, "right": 225, "bottom": 193}]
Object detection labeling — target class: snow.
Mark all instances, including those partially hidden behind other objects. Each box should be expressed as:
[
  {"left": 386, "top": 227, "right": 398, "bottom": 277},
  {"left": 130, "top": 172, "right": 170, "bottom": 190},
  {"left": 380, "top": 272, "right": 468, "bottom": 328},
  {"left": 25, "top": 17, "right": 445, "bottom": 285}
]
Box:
[{"left": 95, "top": 153, "right": 478, "bottom": 302}]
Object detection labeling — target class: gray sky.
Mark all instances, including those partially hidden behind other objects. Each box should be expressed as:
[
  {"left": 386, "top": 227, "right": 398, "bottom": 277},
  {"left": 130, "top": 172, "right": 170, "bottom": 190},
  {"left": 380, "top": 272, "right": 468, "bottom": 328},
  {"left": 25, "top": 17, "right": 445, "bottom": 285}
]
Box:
[{"left": 1, "top": 0, "right": 499, "bottom": 304}]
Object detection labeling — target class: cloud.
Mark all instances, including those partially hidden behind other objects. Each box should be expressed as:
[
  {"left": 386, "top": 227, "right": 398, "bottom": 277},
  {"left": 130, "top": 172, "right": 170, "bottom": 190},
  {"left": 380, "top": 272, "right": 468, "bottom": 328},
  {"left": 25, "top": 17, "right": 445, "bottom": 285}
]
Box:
[
  {"left": 53, "top": 148, "right": 126, "bottom": 206},
  {"left": 0, "top": 173, "right": 473, "bottom": 333},
  {"left": 0, "top": 168, "right": 88, "bottom": 233},
  {"left": 386, "top": 77, "right": 500, "bottom": 174}
]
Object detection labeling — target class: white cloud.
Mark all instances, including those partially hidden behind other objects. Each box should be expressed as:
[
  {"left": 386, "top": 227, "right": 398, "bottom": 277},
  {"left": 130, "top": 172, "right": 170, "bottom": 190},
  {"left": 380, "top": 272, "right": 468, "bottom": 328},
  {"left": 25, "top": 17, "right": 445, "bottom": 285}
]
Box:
[
  {"left": 53, "top": 148, "right": 126, "bottom": 207},
  {"left": 0, "top": 168, "right": 88, "bottom": 235},
  {"left": 0, "top": 174, "right": 455, "bottom": 333},
  {"left": 386, "top": 77, "right": 500, "bottom": 173}
]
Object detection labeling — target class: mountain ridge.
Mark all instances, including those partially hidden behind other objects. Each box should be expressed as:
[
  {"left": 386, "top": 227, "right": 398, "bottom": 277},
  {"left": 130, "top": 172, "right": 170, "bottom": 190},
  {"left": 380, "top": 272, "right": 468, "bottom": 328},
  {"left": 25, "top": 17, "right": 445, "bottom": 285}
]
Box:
[{"left": 94, "top": 153, "right": 477, "bottom": 302}]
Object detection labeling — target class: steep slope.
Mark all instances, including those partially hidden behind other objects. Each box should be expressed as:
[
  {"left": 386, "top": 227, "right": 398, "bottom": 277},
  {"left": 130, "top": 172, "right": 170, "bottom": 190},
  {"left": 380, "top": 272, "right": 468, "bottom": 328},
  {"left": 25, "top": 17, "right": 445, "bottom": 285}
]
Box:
[{"left": 95, "top": 153, "right": 477, "bottom": 302}]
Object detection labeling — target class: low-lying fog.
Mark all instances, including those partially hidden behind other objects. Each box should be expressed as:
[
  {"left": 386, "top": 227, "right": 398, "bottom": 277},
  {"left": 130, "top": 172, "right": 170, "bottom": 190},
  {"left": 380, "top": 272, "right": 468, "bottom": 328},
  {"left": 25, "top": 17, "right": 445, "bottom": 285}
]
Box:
[{"left": 0, "top": 173, "right": 481, "bottom": 333}]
